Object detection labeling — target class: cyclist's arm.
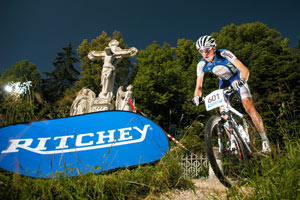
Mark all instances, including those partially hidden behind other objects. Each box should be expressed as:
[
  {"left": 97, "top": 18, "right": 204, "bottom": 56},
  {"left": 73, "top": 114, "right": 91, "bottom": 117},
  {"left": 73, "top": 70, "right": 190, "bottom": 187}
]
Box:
[
  {"left": 194, "top": 75, "right": 204, "bottom": 97},
  {"left": 195, "top": 60, "right": 205, "bottom": 97},
  {"left": 233, "top": 59, "right": 249, "bottom": 81}
]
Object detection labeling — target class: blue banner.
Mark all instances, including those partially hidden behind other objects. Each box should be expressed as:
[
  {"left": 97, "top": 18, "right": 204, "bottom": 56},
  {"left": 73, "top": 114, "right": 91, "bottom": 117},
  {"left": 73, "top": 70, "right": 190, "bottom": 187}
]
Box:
[{"left": 0, "top": 111, "right": 169, "bottom": 178}]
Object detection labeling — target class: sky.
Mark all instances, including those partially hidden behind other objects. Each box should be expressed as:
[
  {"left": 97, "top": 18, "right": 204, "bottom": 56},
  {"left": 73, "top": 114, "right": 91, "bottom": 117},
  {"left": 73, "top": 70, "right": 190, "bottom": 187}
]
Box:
[{"left": 0, "top": 0, "right": 300, "bottom": 74}]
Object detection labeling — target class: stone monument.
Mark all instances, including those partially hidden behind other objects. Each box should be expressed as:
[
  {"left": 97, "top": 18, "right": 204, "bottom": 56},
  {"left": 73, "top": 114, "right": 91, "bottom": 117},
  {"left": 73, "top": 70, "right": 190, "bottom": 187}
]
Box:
[
  {"left": 116, "top": 84, "right": 135, "bottom": 111},
  {"left": 70, "top": 40, "right": 138, "bottom": 116},
  {"left": 70, "top": 88, "right": 96, "bottom": 115}
]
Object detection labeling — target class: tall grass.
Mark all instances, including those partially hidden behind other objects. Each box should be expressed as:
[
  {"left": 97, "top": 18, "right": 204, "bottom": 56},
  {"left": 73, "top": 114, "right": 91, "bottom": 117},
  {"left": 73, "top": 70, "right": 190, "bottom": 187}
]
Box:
[
  {"left": 0, "top": 91, "right": 37, "bottom": 126},
  {"left": 226, "top": 101, "right": 300, "bottom": 200},
  {"left": 247, "top": 139, "right": 300, "bottom": 200},
  {"left": 0, "top": 150, "right": 193, "bottom": 200},
  {"left": 226, "top": 138, "right": 300, "bottom": 200}
]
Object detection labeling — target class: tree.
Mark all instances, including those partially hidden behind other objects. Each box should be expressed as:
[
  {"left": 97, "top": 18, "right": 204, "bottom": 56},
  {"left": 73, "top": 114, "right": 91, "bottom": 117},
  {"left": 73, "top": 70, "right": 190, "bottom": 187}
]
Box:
[
  {"left": 295, "top": 38, "right": 300, "bottom": 50},
  {"left": 0, "top": 60, "right": 41, "bottom": 90},
  {"left": 42, "top": 43, "right": 79, "bottom": 103},
  {"left": 133, "top": 42, "right": 187, "bottom": 131}
]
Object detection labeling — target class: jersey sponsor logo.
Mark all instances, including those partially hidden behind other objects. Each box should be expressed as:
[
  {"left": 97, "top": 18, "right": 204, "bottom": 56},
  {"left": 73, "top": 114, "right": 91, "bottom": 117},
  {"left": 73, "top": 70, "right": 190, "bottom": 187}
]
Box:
[
  {"left": 221, "top": 50, "right": 234, "bottom": 59},
  {"left": 212, "top": 65, "right": 233, "bottom": 80}
]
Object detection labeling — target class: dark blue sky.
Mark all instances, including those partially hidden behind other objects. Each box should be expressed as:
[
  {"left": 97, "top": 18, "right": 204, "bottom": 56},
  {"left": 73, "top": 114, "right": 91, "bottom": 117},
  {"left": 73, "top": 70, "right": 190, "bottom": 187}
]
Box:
[{"left": 1, "top": 0, "right": 299, "bottom": 73}]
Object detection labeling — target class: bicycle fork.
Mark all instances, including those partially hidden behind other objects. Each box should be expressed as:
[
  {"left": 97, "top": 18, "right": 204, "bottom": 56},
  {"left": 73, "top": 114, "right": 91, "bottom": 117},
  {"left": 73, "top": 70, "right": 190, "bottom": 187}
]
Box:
[
  {"left": 217, "top": 118, "right": 235, "bottom": 155},
  {"left": 218, "top": 118, "right": 243, "bottom": 157}
]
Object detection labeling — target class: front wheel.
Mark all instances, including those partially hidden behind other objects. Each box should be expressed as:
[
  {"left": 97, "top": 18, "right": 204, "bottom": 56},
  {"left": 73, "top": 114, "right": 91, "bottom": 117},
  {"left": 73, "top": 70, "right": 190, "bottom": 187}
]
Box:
[{"left": 204, "top": 117, "right": 248, "bottom": 188}]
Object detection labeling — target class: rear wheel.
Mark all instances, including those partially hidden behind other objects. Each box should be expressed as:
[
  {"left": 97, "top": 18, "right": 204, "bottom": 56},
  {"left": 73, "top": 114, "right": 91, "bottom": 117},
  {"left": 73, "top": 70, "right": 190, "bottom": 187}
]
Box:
[{"left": 204, "top": 116, "right": 248, "bottom": 188}]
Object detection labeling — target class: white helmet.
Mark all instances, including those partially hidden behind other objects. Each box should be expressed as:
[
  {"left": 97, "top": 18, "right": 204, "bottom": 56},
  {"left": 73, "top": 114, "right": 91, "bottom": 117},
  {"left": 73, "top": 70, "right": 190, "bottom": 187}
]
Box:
[{"left": 196, "top": 35, "right": 216, "bottom": 50}]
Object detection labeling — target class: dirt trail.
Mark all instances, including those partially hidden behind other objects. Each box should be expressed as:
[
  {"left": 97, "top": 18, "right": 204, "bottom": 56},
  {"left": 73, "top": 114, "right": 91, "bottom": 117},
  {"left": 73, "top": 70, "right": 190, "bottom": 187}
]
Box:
[{"left": 160, "top": 178, "right": 228, "bottom": 200}]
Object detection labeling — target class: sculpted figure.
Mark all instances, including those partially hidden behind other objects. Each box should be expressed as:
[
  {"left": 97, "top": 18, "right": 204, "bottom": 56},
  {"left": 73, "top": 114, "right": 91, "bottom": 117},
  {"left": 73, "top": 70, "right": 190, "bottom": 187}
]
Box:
[
  {"left": 88, "top": 40, "right": 138, "bottom": 98},
  {"left": 115, "top": 86, "right": 125, "bottom": 110},
  {"left": 70, "top": 88, "right": 96, "bottom": 116},
  {"left": 116, "top": 84, "right": 135, "bottom": 111}
]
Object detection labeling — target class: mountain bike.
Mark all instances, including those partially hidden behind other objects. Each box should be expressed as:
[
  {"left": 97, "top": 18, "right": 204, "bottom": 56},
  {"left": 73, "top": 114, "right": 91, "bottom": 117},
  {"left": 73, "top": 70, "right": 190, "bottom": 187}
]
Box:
[{"left": 201, "top": 87, "right": 263, "bottom": 188}]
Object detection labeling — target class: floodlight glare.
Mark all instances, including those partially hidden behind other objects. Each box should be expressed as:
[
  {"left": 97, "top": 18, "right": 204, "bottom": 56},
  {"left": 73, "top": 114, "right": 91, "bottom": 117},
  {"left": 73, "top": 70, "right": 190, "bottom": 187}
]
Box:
[
  {"left": 4, "top": 85, "right": 13, "bottom": 93},
  {"left": 4, "top": 81, "right": 32, "bottom": 94}
]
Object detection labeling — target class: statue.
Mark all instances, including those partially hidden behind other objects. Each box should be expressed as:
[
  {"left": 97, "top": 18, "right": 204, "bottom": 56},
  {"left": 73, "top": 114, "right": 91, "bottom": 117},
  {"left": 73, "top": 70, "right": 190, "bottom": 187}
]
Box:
[
  {"left": 70, "top": 88, "right": 96, "bottom": 116},
  {"left": 88, "top": 40, "right": 138, "bottom": 98},
  {"left": 116, "top": 84, "right": 135, "bottom": 112},
  {"left": 70, "top": 40, "right": 138, "bottom": 115}
]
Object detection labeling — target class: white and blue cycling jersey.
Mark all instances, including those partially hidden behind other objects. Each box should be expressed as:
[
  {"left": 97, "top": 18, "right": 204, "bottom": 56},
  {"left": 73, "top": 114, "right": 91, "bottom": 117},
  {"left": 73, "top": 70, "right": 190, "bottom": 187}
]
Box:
[{"left": 197, "top": 49, "right": 252, "bottom": 100}]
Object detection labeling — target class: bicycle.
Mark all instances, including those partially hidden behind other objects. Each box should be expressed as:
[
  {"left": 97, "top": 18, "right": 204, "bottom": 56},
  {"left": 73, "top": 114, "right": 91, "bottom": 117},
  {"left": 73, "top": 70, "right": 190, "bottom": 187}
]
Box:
[{"left": 199, "top": 87, "right": 264, "bottom": 188}]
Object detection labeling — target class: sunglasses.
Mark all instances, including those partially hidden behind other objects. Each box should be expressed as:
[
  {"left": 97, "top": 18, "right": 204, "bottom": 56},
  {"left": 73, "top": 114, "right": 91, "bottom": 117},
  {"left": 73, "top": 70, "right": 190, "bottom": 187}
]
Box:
[{"left": 199, "top": 47, "right": 213, "bottom": 54}]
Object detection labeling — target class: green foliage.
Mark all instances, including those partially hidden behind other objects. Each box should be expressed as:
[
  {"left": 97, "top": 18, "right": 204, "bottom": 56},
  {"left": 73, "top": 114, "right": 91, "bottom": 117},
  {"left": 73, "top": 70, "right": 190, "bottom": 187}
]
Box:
[
  {"left": 227, "top": 138, "right": 300, "bottom": 200},
  {"left": 178, "top": 120, "right": 206, "bottom": 154},
  {"left": 0, "top": 60, "right": 42, "bottom": 125},
  {"left": 42, "top": 43, "right": 80, "bottom": 103},
  {"left": 134, "top": 42, "right": 184, "bottom": 129},
  {"left": 0, "top": 91, "right": 37, "bottom": 126},
  {"left": 0, "top": 150, "right": 193, "bottom": 200},
  {"left": 133, "top": 40, "right": 216, "bottom": 131},
  {"left": 0, "top": 60, "right": 41, "bottom": 89},
  {"left": 248, "top": 140, "right": 300, "bottom": 200}
]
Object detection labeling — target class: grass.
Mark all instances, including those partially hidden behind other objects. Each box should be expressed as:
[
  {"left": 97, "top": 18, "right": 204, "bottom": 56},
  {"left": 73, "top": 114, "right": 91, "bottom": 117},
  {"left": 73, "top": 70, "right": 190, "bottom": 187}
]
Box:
[
  {"left": 224, "top": 137, "right": 300, "bottom": 200},
  {"left": 0, "top": 150, "right": 194, "bottom": 200},
  {"left": 247, "top": 138, "right": 300, "bottom": 200},
  {"left": 2, "top": 136, "right": 299, "bottom": 200},
  {"left": 224, "top": 100, "right": 300, "bottom": 199}
]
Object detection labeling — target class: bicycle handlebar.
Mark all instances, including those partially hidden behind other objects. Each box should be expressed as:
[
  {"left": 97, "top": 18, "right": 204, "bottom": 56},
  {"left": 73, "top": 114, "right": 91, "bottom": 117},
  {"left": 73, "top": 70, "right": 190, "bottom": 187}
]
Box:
[
  {"left": 223, "top": 86, "right": 235, "bottom": 96},
  {"left": 190, "top": 86, "right": 236, "bottom": 105}
]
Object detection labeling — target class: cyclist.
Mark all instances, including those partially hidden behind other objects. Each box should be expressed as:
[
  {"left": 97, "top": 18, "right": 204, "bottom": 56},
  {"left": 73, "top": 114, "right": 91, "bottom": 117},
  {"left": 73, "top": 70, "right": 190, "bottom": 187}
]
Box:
[{"left": 192, "top": 35, "right": 271, "bottom": 153}]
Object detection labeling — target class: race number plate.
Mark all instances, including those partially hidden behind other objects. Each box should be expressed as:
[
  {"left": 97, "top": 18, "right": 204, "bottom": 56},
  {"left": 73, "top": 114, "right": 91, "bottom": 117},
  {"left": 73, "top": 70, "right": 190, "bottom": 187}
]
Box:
[{"left": 204, "top": 89, "right": 226, "bottom": 111}]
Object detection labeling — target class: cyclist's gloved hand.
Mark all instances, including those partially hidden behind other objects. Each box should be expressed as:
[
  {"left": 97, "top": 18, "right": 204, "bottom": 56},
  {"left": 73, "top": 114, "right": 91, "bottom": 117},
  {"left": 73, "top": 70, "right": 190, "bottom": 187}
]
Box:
[
  {"left": 192, "top": 96, "right": 203, "bottom": 106},
  {"left": 232, "top": 78, "right": 246, "bottom": 90}
]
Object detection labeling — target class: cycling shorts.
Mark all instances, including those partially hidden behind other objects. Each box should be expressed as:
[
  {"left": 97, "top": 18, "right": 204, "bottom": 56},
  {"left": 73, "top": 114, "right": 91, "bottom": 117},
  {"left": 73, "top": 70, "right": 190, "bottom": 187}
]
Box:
[{"left": 219, "top": 71, "right": 252, "bottom": 102}]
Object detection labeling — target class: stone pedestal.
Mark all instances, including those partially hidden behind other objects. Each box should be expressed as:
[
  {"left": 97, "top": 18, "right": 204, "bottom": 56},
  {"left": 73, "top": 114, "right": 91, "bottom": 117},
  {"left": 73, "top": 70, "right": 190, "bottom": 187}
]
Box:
[{"left": 91, "top": 92, "right": 115, "bottom": 112}]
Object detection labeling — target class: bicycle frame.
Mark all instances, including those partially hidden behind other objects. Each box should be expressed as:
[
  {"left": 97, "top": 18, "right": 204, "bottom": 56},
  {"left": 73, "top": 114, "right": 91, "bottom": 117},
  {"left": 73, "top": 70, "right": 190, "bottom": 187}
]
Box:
[
  {"left": 203, "top": 87, "right": 252, "bottom": 154},
  {"left": 201, "top": 87, "right": 258, "bottom": 188}
]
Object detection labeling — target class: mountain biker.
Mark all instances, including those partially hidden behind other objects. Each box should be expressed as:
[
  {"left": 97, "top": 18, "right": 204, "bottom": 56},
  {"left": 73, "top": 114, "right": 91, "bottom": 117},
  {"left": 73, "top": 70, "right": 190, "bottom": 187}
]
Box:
[{"left": 192, "top": 35, "right": 271, "bottom": 153}]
